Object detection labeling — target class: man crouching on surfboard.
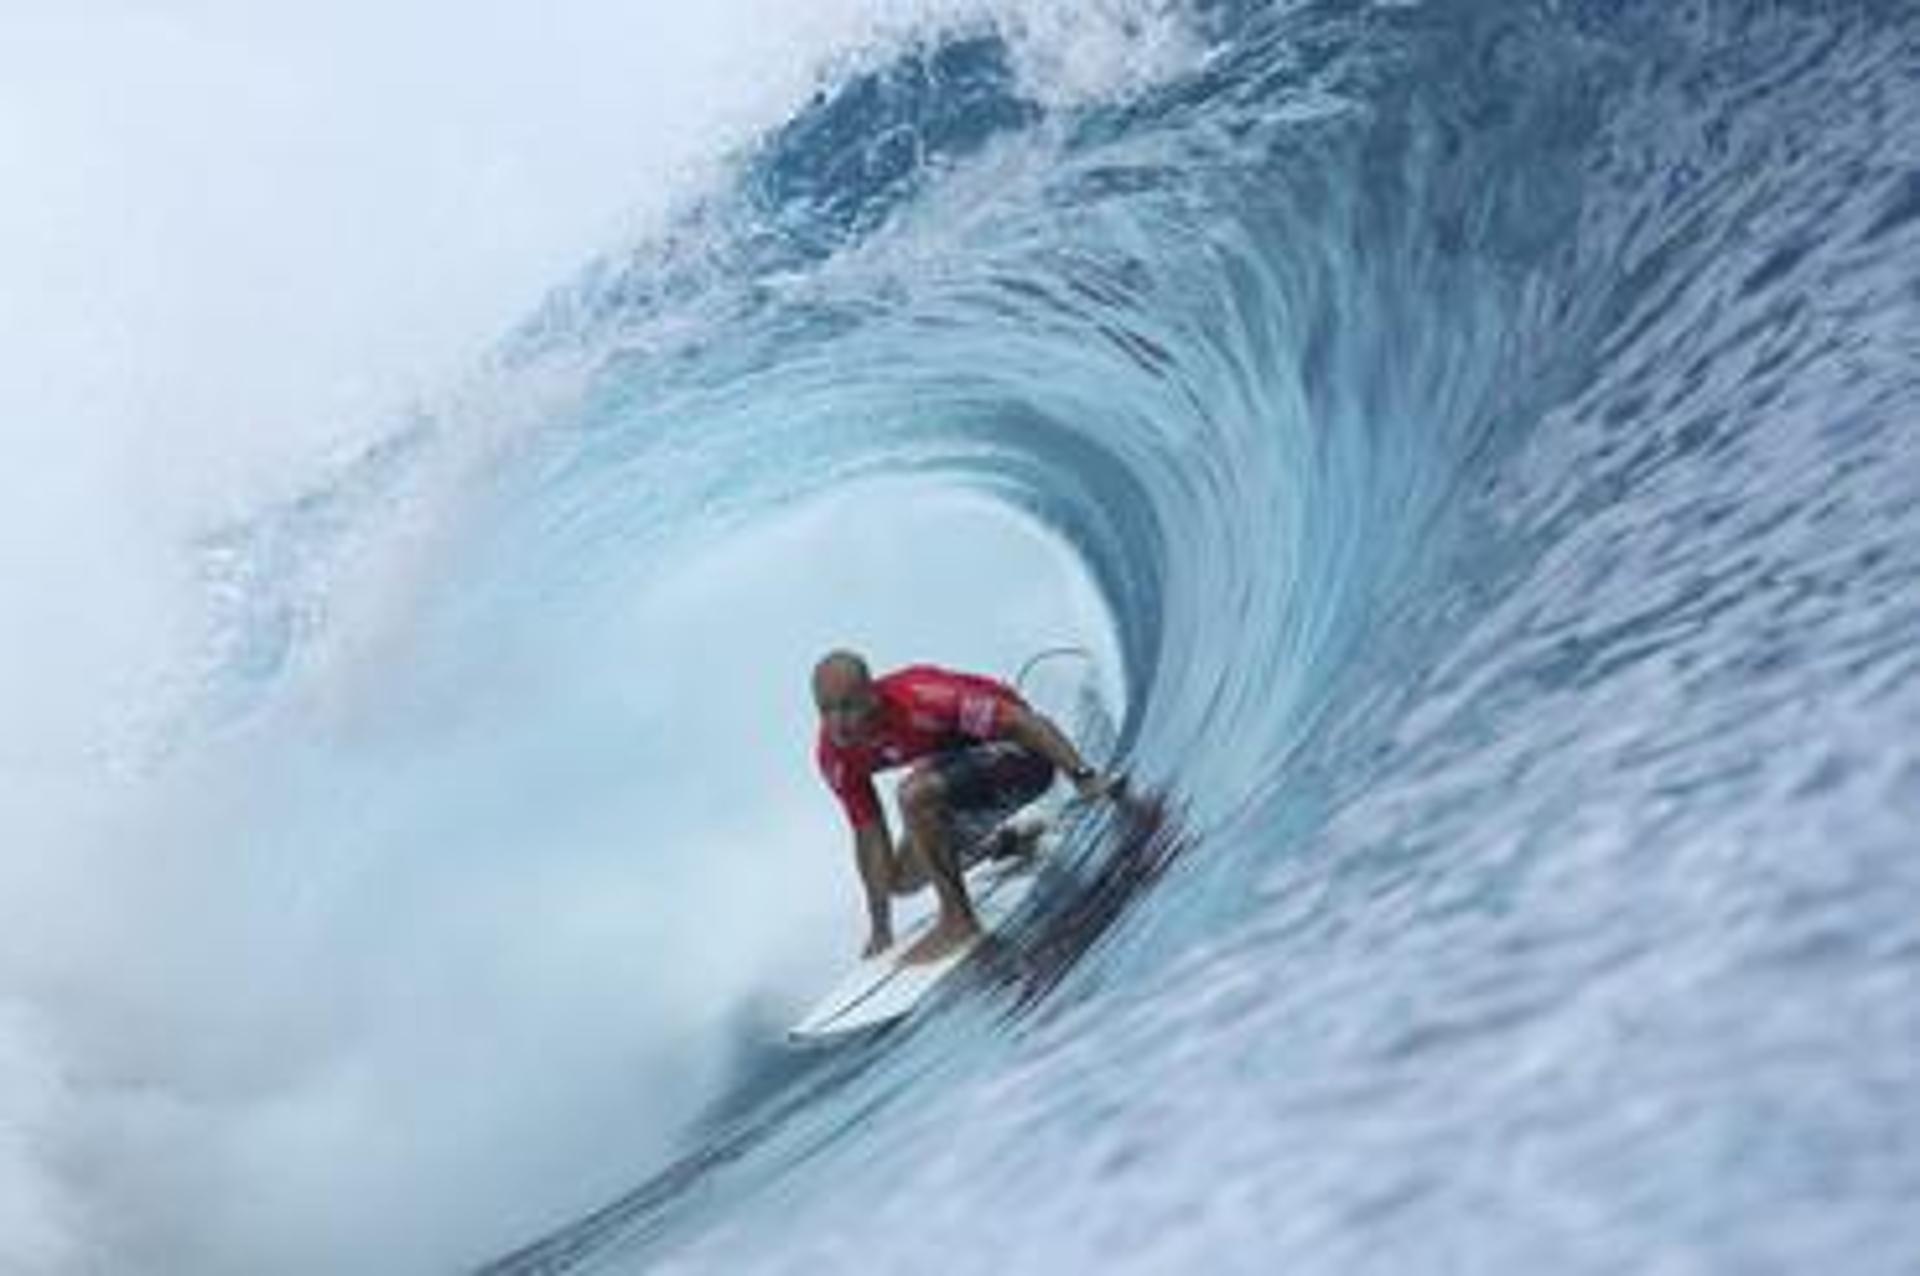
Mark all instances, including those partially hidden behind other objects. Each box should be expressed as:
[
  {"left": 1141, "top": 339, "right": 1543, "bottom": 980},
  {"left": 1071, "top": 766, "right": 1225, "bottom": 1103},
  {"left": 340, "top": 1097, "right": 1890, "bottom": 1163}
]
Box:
[{"left": 812, "top": 649, "right": 1116, "bottom": 965}]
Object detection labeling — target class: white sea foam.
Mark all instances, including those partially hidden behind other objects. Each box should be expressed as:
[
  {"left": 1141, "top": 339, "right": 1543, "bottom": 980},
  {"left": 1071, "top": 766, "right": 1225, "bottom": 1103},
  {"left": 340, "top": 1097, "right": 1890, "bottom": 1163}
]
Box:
[{"left": 0, "top": 3, "right": 1142, "bottom": 1271}]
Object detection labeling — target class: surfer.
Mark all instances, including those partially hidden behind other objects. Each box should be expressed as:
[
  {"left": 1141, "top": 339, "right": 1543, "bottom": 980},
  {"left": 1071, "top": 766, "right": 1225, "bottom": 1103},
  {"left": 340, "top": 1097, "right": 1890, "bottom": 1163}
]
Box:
[{"left": 813, "top": 649, "right": 1116, "bottom": 965}]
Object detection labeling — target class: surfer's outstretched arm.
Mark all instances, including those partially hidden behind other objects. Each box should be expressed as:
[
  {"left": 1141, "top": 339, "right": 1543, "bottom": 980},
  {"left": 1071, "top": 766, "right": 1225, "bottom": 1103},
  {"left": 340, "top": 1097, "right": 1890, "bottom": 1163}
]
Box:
[
  {"left": 1000, "top": 705, "right": 1111, "bottom": 798},
  {"left": 853, "top": 819, "right": 896, "bottom": 957}
]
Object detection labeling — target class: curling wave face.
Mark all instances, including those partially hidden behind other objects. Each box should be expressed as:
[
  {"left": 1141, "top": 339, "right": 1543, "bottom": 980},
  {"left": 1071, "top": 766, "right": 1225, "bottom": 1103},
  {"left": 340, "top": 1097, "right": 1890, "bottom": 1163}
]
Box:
[{"left": 188, "top": 1, "right": 1920, "bottom": 1272}]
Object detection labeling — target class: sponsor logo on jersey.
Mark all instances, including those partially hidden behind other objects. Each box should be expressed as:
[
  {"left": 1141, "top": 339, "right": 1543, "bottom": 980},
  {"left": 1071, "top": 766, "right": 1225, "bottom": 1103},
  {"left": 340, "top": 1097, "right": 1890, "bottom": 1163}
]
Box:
[{"left": 958, "top": 693, "right": 998, "bottom": 737}]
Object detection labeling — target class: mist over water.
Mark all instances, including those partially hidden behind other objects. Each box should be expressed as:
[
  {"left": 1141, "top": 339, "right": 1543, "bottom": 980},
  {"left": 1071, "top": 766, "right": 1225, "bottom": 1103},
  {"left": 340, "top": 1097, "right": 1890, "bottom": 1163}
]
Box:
[
  {"left": 2, "top": 4, "right": 1130, "bottom": 1272},
  {"left": 6, "top": 1, "right": 1920, "bottom": 1273}
]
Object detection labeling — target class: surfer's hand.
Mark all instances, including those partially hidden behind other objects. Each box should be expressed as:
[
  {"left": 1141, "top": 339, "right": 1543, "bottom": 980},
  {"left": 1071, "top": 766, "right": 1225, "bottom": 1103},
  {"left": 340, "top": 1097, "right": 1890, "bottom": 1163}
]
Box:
[
  {"left": 1073, "top": 770, "right": 1121, "bottom": 801},
  {"left": 861, "top": 928, "right": 893, "bottom": 960}
]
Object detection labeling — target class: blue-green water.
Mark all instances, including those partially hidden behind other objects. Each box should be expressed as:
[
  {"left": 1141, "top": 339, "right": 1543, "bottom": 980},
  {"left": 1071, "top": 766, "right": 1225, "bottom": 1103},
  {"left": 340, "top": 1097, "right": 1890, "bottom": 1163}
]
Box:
[{"left": 190, "top": 3, "right": 1920, "bottom": 1272}]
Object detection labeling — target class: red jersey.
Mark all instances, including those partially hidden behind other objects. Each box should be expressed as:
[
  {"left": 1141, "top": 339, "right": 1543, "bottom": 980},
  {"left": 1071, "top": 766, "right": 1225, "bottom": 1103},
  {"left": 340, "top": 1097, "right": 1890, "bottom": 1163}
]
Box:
[{"left": 816, "top": 664, "right": 1025, "bottom": 829}]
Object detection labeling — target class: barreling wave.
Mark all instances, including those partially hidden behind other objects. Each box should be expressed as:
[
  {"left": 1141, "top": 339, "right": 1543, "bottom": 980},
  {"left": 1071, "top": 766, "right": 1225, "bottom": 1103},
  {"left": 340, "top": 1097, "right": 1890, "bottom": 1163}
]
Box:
[{"left": 190, "top": 1, "right": 1920, "bottom": 1272}]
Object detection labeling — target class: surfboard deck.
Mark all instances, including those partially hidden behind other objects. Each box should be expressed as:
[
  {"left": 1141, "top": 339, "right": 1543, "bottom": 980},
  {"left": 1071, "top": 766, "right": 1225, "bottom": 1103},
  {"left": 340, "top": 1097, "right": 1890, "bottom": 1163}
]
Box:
[{"left": 786, "top": 827, "right": 1048, "bottom": 1045}]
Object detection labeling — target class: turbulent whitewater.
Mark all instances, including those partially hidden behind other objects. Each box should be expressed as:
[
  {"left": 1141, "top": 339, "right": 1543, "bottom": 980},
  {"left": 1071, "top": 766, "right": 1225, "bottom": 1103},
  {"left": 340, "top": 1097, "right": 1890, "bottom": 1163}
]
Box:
[{"left": 54, "top": 1, "right": 1920, "bottom": 1272}]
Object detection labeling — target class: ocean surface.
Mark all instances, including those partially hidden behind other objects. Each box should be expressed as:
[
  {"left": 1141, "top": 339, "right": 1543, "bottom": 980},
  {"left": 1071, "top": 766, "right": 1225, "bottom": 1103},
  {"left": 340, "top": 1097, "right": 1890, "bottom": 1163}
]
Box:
[
  {"left": 28, "top": 1, "right": 1920, "bottom": 1272},
  {"left": 451, "top": 2, "right": 1920, "bottom": 1270}
]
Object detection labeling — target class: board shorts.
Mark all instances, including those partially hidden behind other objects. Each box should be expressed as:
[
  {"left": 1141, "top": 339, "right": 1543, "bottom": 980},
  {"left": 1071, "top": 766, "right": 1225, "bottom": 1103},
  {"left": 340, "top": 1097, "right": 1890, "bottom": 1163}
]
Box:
[{"left": 925, "top": 740, "right": 1056, "bottom": 836}]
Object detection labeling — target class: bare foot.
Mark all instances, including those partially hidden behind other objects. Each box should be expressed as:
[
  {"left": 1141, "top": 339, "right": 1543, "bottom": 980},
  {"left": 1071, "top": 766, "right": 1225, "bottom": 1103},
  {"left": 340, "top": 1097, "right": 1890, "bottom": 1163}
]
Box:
[{"left": 901, "top": 916, "right": 981, "bottom": 965}]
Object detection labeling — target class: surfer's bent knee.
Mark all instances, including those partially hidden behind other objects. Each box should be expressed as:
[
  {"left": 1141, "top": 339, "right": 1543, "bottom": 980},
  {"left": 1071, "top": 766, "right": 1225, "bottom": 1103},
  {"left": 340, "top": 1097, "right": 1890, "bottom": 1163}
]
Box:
[{"left": 896, "top": 768, "right": 948, "bottom": 823}]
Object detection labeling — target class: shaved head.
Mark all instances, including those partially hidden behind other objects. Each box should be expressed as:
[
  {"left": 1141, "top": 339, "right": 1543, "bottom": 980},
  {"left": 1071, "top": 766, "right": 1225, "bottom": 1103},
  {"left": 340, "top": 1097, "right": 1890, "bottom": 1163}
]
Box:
[
  {"left": 812, "top": 649, "right": 871, "bottom": 706},
  {"left": 813, "top": 650, "right": 882, "bottom": 747}
]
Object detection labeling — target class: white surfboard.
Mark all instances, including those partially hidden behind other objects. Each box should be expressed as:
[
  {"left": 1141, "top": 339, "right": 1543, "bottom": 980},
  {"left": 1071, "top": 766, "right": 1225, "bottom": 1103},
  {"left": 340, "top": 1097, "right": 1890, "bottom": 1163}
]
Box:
[{"left": 787, "top": 834, "right": 1047, "bottom": 1045}]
